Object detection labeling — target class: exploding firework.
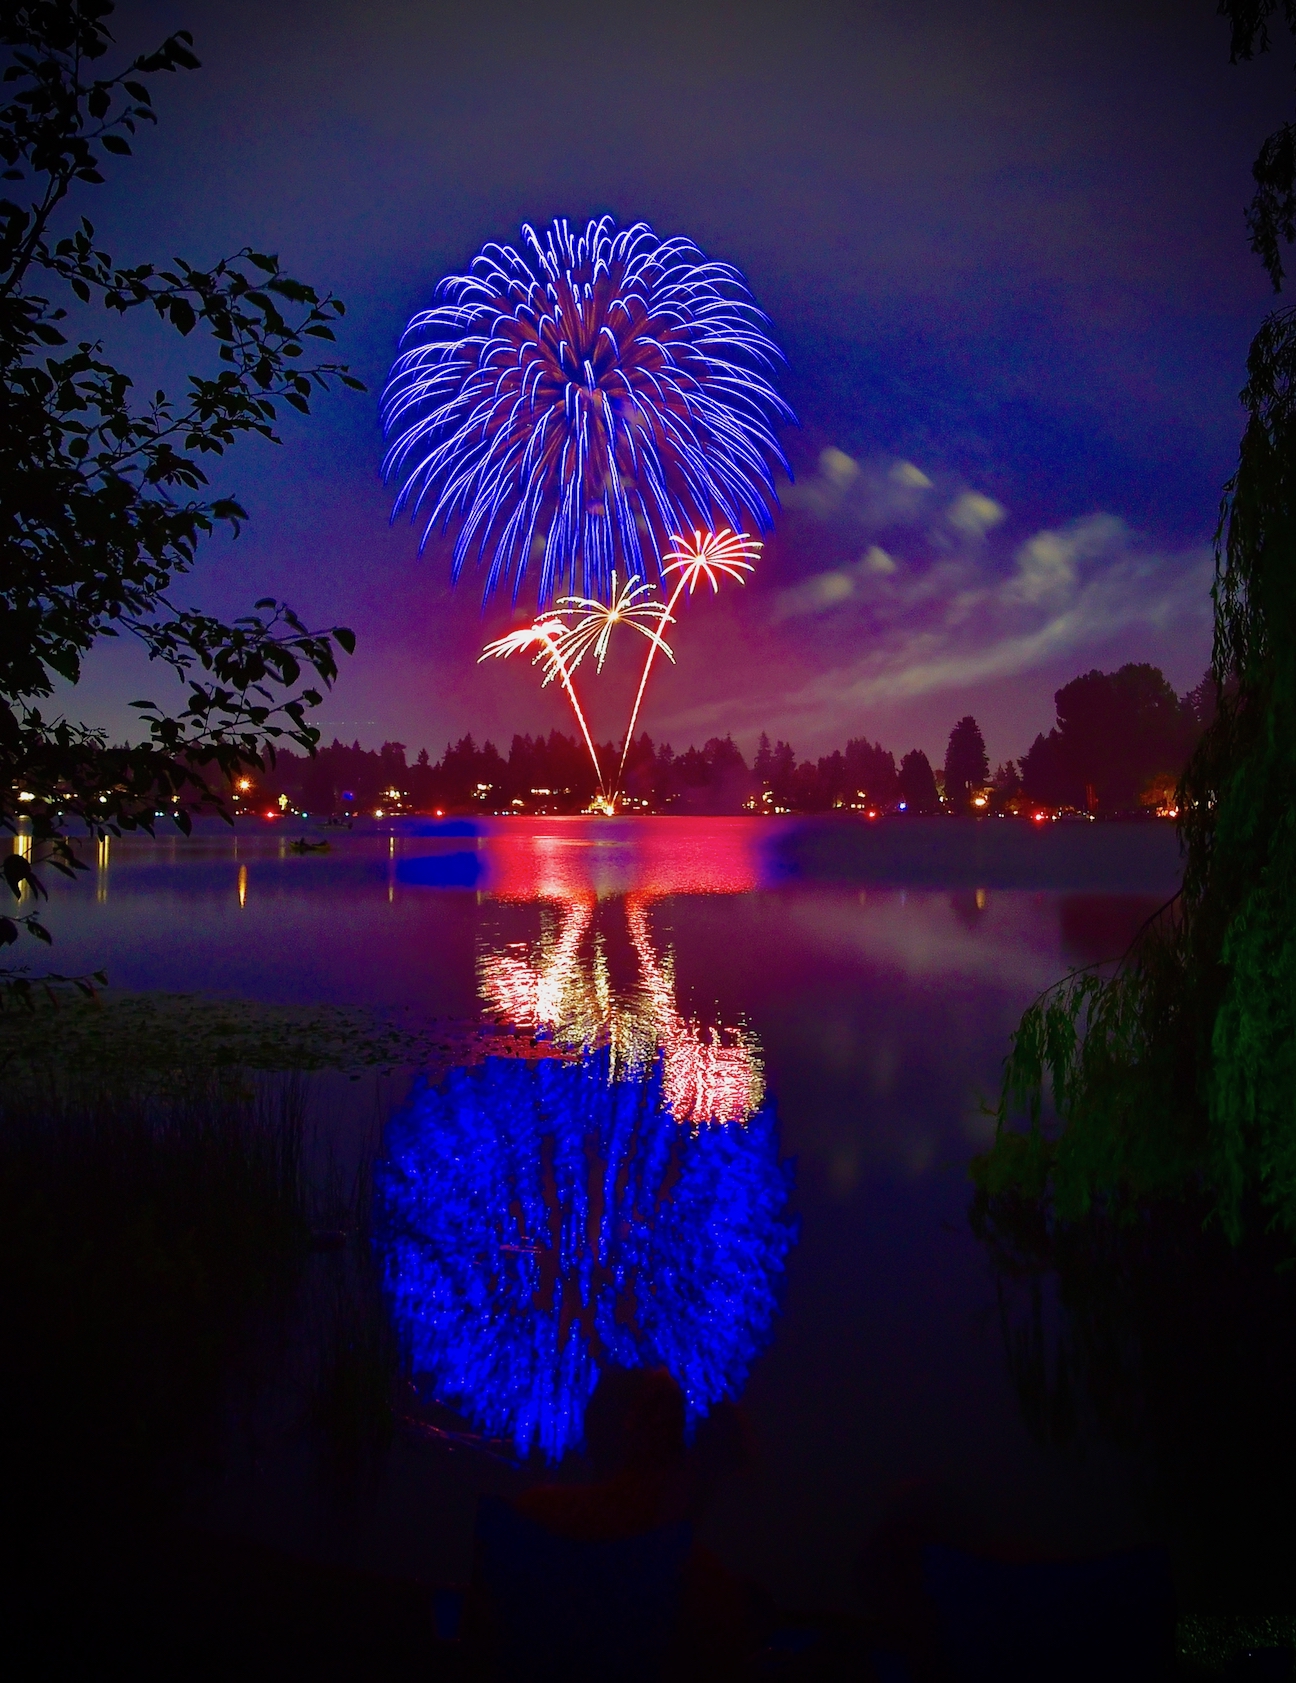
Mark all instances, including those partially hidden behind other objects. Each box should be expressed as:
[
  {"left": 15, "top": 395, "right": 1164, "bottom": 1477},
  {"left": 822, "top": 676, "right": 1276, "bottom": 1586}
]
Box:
[
  {"left": 478, "top": 619, "right": 605, "bottom": 793},
  {"left": 383, "top": 216, "right": 793, "bottom": 603},
  {"left": 552, "top": 572, "right": 673, "bottom": 676},
  {"left": 617, "top": 528, "right": 762, "bottom": 791}
]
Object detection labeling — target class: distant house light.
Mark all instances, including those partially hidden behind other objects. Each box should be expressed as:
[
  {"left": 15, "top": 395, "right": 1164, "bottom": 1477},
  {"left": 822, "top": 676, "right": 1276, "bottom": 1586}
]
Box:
[
  {"left": 17, "top": 791, "right": 34, "bottom": 802},
  {"left": 530, "top": 788, "right": 552, "bottom": 796},
  {"left": 898, "top": 801, "right": 907, "bottom": 812}
]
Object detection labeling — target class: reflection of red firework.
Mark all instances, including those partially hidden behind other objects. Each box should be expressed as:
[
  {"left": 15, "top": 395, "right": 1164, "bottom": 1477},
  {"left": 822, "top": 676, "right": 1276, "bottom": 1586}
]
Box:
[
  {"left": 481, "top": 816, "right": 763, "bottom": 902},
  {"left": 624, "top": 894, "right": 763, "bottom": 1128},
  {"left": 476, "top": 894, "right": 595, "bottom": 1031},
  {"left": 474, "top": 825, "right": 764, "bottom": 1126}
]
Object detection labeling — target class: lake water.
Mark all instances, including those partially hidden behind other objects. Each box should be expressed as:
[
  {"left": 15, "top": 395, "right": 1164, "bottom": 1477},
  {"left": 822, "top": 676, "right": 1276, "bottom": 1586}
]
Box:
[{"left": 37, "top": 814, "right": 1225, "bottom": 1615}]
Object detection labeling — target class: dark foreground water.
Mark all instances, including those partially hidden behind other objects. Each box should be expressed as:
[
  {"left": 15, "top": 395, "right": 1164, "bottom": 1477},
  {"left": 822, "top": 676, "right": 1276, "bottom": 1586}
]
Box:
[{"left": 35, "top": 814, "right": 1236, "bottom": 1617}]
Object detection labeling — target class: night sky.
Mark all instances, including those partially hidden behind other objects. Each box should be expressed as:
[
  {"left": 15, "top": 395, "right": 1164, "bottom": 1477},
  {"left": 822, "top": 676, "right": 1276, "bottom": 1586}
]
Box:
[{"left": 67, "top": 0, "right": 1284, "bottom": 768}]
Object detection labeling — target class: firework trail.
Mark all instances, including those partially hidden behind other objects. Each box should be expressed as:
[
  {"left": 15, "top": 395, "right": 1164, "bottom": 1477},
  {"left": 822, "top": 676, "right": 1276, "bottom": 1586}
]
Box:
[
  {"left": 617, "top": 529, "right": 762, "bottom": 793},
  {"left": 382, "top": 217, "right": 793, "bottom": 604},
  {"left": 479, "top": 620, "right": 605, "bottom": 794}
]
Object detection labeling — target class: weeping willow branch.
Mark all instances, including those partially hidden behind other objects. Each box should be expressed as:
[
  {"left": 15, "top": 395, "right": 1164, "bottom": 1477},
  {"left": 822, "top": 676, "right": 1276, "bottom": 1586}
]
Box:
[{"left": 978, "top": 307, "right": 1296, "bottom": 1242}]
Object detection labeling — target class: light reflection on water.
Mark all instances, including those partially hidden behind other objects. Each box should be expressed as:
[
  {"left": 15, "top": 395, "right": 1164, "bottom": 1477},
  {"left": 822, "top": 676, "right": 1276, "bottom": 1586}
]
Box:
[
  {"left": 377, "top": 1049, "right": 793, "bottom": 1460},
  {"left": 476, "top": 890, "right": 764, "bottom": 1130},
  {"left": 381, "top": 819, "right": 780, "bottom": 1456},
  {"left": 34, "top": 816, "right": 1186, "bottom": 1606}
]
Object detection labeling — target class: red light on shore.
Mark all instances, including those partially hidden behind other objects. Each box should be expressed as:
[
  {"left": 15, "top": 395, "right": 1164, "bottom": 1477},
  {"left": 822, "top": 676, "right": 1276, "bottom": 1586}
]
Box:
[
  {"left": 264, "top": 809, "right": 277, "bottom": 820},
  {"left": 1032, "top": 811, "right": 1047, "bottom": 823}
]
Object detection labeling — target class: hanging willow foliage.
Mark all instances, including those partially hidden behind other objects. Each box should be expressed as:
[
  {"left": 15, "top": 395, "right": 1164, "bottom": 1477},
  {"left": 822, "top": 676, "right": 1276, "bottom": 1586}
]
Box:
[{"left": 977, "top": 304, "right": 1296, "bottom": 1241}]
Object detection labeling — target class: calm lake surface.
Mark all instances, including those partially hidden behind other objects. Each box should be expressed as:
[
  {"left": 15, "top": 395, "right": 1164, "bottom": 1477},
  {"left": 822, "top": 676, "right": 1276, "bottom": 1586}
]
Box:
[{"left": 39, "top": 815, "right": 1204, "bottom": 1612}]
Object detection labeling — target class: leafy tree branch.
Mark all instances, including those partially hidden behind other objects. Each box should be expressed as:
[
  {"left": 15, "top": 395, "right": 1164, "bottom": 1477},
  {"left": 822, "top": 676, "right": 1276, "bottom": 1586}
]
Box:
[{"left": 1, "top": 1, "right": 363, "bottom": 971}]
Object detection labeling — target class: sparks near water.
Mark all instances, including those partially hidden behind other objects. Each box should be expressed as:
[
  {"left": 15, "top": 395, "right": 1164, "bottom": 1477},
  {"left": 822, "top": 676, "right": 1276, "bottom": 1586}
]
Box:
[
  {"left": 382, "top": 216, "right": 793, "bottom": 604},
  {"left": 479, "top": 573, "right": 674, "bottom": 799}
]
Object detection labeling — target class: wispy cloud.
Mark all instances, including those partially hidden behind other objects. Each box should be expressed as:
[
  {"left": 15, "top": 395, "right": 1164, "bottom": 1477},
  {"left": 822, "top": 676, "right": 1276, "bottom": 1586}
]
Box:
[
  {"left": 667, "top": 504, "right": 1211, "bottom": 751},
  {"left": 781, "top": 448, "right": 940, "bottom": 531},
  {"left": 776, "top": 512, "right": 1212, "bottom": 713},
  {"left": 946, "top": 490, "right": 1007, "bottom": 539},
  {"left": 774, "top": 448, "right": 1010, "bottom": 622}
]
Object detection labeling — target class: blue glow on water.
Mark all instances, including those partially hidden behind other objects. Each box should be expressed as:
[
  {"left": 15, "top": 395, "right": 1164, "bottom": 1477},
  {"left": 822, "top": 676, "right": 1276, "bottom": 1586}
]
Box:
[
  {"left": 376, "top": 1049, "right": 795, "bottom": 1460},
  {"left": 395, "top": 851, "right": 483, "bottom": 887}
]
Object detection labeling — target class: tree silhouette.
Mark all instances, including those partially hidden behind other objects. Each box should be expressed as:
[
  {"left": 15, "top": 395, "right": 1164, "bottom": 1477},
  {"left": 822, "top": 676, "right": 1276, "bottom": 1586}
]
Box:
[
  {"left": 898, "top": 749, "right": 940, "bottom": 815},
  {"left": 943, "top": 716, "right": 989, "bottom": 812},
  {"left": 1019, "top": 665, "right": 1198, "bottom": 812}
]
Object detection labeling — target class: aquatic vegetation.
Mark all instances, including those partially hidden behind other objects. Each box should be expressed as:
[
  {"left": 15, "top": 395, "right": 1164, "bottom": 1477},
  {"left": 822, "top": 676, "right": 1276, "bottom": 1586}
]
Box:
[
  {"left": 376, "top": 1049, "right": 794, "bottom": 1459},
  {"left": 0, "top": 988, "right": 537, "bottom": 1093}
]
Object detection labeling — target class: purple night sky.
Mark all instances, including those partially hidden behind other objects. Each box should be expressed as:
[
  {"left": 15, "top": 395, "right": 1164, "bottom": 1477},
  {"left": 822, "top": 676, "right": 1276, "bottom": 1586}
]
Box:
[{"left": 64, "top": 0, "right": 1284, "bottom": 770}]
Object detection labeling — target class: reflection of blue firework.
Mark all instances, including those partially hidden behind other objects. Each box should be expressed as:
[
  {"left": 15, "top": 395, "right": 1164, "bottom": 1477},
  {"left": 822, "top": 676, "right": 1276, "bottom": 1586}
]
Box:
[{"left": 376, "top": 1050, "right": 794, "bottom": 1460}]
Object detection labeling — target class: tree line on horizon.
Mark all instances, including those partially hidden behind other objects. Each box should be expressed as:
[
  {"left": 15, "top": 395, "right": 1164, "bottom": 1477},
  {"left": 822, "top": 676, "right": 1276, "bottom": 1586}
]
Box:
[{"left": 249, "top": 660, "right": 1208, "bottom": 819}]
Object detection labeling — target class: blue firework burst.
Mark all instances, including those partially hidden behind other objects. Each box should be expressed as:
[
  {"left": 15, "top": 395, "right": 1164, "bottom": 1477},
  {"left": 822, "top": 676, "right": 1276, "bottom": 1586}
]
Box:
[{"left": 382, "top": 216, "right": 794, "bottom": 603}]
